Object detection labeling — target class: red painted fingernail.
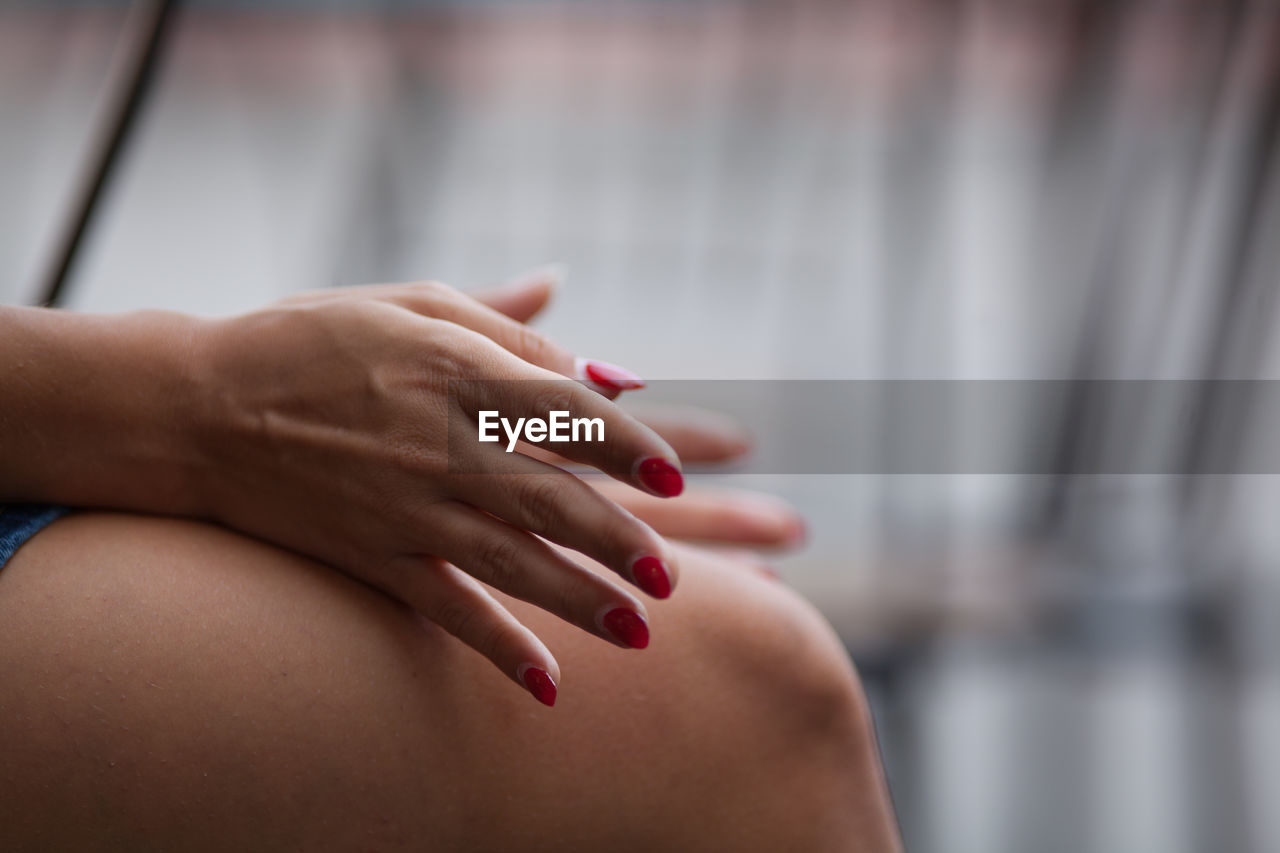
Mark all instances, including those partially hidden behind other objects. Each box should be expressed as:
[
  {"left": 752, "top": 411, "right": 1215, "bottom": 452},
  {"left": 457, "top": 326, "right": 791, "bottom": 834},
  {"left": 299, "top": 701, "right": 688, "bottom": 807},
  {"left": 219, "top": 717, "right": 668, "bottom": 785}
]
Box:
[
  {"left": 632, "top": 555, "right": 672, "bottom": 599},
  {"left": 579, "top": 359, "right": 646, "bottom": 391},
  {"left": 637, "top": 457, "right": 683, "bottom": 497},
  {"left": 601, "top": 608, "right": 650, "bottom": 649},
  {"left": 519, "top": 665, "right": 557, "bottom": 707}
]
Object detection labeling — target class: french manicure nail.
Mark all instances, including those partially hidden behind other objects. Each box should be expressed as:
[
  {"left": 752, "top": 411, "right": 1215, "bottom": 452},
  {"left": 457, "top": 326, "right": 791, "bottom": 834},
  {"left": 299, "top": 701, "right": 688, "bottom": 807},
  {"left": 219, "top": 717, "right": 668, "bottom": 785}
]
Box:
[
  {"left": 636, "top": 457, "right": 683, "bottom": 497},
  {"left": 518, "top": 664, "right": 557, "bottom": 707},
  {"left": 631, "top": 555, "right": 672, "bottom": 599},
  {"left": 576, "top": 357, "right": 646, "bottom": 392},
  {"left": 600, "top": 607, "right": 651, "bottom": 649}
]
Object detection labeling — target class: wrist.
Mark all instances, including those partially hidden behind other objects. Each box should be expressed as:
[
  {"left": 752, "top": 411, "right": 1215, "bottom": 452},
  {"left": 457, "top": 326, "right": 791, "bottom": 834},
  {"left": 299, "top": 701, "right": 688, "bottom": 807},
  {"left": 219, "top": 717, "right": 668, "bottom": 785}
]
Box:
[
  {"left": 0, "top": 306, "right": 214, "bottom": 516},
  {"left": 128, "top": 309, "right": 223, "bottom": 518},
  {"left": 76, "top": 308, "right": 216, "bottom": 517}
]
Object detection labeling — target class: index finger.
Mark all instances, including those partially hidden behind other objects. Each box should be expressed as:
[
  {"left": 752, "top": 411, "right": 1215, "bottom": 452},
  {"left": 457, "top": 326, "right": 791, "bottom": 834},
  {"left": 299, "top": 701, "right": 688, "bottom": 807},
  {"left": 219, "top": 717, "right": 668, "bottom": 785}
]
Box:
[
  {"left": 384, "top": 282, "right": 647, "bottom": 398},
  {"left": 453, "top": 345, "right": 684, "bottom": 498}
]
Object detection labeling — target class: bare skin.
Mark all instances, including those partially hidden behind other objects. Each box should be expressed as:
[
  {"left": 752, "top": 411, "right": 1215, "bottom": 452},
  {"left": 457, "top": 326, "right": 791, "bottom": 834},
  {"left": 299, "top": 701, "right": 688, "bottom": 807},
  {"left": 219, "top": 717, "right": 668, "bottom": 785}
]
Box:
[
  {"left": 0, "top": 273, "right": 690, "bottom": 698},
  {"left": 0, "top": 512, "right": 901, "bottom": 852},
  {"left": 0, "top": 271, "right": 901, "bottom": 848}
]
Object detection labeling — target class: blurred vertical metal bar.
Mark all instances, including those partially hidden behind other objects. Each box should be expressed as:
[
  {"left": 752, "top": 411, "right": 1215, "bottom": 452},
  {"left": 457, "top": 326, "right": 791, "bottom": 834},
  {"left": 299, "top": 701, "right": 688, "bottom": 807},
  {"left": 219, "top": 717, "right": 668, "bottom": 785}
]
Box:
[
  {"left": 327, "top": 1, "right": 461, "bottom": 286},
  {"left": 1177, "top": 4, "right": 1280, "bottom": 850},
  {"left": 1178, "top": 5, "right": 1280, "bottom": 512},
  {"left": 34, "top": 0, "right": 176, "bottom": 308},
  {"left": 1029, "top": 0, "right": 1135, "bottom": 539}
]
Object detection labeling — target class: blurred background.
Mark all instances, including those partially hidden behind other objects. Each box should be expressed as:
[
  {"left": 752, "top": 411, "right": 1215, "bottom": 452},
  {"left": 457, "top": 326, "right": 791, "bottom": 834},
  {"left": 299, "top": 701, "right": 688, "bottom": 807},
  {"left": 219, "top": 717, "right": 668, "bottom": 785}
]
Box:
[{"left": 3, "top": 0, "right": 1280, "bottom": 850}]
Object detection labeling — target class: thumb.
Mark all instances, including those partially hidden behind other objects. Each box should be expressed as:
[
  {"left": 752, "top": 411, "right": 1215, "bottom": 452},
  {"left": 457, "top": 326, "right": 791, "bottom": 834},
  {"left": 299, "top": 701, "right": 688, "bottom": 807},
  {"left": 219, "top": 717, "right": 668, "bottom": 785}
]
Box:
[{"left": 470, "top": 263, "right": 565, "bottom": 323}]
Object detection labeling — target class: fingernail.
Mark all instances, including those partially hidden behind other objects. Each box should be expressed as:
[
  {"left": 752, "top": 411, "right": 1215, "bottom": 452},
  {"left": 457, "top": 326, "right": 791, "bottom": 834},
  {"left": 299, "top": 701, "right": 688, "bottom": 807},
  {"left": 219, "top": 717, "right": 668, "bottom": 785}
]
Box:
[
  {"left": 784, "top": 516, "right": 809, "bottom": 546},
  {"left": 518, "top": 664, "right": 557, "bottom": 707},
  {"left": 729, "top": 497, "right": 806, "bottom": 543},
  {"left": 506, "top": 262, "right": 567, "bottom": 293},
  {"left": 631, "top": 555, "right": 672, "bottom": 599},
  {"left": 576, "top": 357, "right": 646, "bottom": 392},
  {"left": 636, "top": 457, "right": 683, "bottom": 497},
  {"left": 600, "top": 607, "right": 651, "bottom": 649},
  {"left": 727, "top": 430, "right": 753, "bottom": 457}
]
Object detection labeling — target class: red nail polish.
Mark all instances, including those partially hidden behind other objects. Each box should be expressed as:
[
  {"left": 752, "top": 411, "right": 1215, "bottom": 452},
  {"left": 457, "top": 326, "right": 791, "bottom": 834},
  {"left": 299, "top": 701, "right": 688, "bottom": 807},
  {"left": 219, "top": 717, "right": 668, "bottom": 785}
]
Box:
[
  {"left": 519, "top": 665, "right": 557, "bottom": 707},
  {"left": 582, "top": 359, "right": 646, "bottom": 391},
  {"left": 601, "top": 608, "right": 650, "bottom": 649},
  {"left": 632, "top": 555, "right": 672, "bottom": 599},
  {"left": 637, "top": 457, "right": 683, "bottom": 497}
]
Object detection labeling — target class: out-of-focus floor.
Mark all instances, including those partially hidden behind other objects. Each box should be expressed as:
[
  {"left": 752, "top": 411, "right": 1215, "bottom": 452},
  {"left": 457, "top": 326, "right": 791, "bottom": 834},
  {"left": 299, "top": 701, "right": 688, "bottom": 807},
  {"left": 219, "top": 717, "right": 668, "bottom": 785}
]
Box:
[{"left": 4, "top": 2, "right": 1280, "bottom": 851}]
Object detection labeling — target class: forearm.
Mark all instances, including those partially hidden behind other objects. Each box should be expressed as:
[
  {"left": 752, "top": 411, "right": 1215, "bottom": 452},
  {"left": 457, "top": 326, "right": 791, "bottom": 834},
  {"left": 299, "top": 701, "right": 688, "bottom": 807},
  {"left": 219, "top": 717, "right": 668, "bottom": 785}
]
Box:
[{"left": 0, "top": 306, "right": 209, "bottom": 514}]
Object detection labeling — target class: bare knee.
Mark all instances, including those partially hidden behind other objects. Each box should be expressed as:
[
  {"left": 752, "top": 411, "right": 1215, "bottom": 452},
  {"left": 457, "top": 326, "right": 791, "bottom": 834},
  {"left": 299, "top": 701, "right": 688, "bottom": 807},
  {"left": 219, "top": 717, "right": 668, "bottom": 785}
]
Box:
[
  {"left": 633, "top": 547, "right": 900, "bottom": 851},
  {"left": 0, "top": 516, "right": 898, "bottom": 852}
]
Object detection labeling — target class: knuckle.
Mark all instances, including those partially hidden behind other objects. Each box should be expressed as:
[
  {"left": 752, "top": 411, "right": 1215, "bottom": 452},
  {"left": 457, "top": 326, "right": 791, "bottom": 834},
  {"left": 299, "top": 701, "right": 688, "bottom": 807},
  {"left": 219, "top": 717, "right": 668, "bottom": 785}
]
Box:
[
  {"left": 419, "top": 323, "right": 475, "bottom": 378},
  {"left": 530, "top": 384, "right": 578, "bottom": 418},
  {"left": 417, "top": 279, "right": 451, "bottom": 301},
  {"left": 474, "top": 534, "right": 525, "bottom": 591},
  {"left": 514, "top": 323, "right": 557, "bottom": 368},
  {"left": 515, "top": 477, "right": 567, "bottom": 534},
  {"left": 554, "top": 571, "right": 595, "bottom": 625},
  {"left": 476, "top": 622, "right": 515, "bottom": 661},
  {"left": 431, "top": 595, "right": 475, "bottom": 639}
]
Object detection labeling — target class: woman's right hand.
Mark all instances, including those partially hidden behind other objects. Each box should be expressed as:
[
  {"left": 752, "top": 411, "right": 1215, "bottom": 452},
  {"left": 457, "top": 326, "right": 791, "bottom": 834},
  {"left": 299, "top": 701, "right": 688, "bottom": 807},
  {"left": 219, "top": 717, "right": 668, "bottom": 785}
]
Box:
[{"left": 185, "top": 278, "right": 683, "bottom": 705}]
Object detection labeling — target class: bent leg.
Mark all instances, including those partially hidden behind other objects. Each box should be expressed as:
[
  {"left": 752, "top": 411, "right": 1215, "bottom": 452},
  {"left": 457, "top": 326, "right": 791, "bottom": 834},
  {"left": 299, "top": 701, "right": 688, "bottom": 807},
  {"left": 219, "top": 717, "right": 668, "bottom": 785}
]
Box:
[{"left": 0, "top": 512, "right": 900, "bottom": 852}]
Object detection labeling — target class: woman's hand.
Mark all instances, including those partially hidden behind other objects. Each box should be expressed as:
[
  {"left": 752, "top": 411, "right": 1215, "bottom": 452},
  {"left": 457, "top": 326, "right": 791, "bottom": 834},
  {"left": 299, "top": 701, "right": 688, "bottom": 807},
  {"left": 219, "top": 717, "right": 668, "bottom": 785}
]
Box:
[
  {"left": 176, "top": 277, "right": 688, "bottom": 706},
  {"left": 522, "top": 395, "right": 808, "bottom": 551},
  {"left": 0, "top": 268, "right": 804, "bottom": 706}
]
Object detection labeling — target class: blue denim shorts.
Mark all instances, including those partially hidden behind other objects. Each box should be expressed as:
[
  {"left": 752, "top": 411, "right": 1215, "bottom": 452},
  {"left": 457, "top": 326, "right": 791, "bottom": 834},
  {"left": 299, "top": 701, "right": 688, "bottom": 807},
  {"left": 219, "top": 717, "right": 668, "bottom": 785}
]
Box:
[{"left": 0, "top": 504, "right": 70, "bottom": 568}]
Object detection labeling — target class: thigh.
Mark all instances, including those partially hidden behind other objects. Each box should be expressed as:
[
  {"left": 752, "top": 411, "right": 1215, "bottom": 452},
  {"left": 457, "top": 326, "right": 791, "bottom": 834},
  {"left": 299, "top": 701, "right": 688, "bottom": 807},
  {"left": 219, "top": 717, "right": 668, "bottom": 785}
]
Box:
[{"left": 0, "top": 512, "right": 897, "bottom": 852}]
